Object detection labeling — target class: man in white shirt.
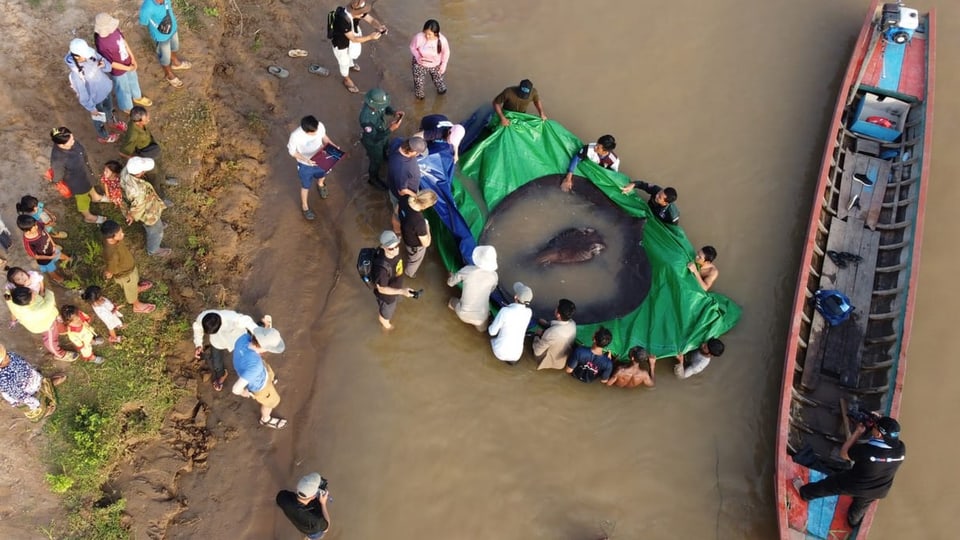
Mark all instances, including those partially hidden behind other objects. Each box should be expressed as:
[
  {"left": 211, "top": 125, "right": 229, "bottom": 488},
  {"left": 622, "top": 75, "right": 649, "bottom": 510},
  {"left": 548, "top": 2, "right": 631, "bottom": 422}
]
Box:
[
  {"left": 532, "top": 298, "right": 577, "bottom": 370},
  {"left": 447, "top": 245, "right": 499, "bottom": 331},
  {"left": 674, "top": 338, "right": 725, "bottom": 379},
  {"left": 287, "top": 115, "right": 341, "bottom": 221},
  {"left": 192, "top": 309, "right": 263, "bottom": 391},
  {"left": 488, "top": 282, "right": 533, "bottom": 365}
]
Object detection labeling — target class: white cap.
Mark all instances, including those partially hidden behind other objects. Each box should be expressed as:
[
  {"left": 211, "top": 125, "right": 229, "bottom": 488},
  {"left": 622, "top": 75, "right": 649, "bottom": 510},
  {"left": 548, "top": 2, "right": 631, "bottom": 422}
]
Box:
[
  {"left": 250, "top": 326, "right": 285, "bottom": 354},
  {"left": 69, "top": 38, "right": 97, "bottom": 59},
  {"left": 472, "top": 245, "right": 498, "bottom": 272},
  {"left": 126, "top": 157, "right": 155, "bottom": 175},
  {"left": 513, "top": 282, "right": 533, "bottom": 304}
]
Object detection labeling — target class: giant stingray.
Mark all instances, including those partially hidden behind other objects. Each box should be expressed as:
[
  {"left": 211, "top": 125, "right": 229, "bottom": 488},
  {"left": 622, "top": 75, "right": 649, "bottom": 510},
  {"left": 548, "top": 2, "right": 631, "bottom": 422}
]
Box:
[{"left": 479, "top": 174, "right": 651, "bottom": 324}]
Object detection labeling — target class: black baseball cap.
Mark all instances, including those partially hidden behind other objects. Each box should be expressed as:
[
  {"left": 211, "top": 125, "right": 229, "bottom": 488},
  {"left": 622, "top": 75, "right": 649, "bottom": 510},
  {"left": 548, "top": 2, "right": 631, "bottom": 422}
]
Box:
[
  {"left": 876, "top": 417, "right": 901, "bottom": 439},
  {"left": 518, "top": 79, "right": 533, "bottom": 96}
]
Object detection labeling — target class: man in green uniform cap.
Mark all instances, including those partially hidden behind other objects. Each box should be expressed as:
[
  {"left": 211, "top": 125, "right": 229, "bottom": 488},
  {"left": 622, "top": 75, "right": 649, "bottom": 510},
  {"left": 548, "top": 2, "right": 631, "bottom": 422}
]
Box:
[{"left": 359, "top": 88, "right": 403, "bottom": 190}]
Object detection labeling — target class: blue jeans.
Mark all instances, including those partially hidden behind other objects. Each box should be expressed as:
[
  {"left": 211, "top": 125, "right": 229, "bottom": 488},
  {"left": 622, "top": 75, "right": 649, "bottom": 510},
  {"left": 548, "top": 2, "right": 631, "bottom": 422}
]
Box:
[
  {"left": 144, "top": 220, "right": 164, "bottom": 254},
  {"left": 113, "top": 70, "right": 143, "bottom": 112},
  {"left": 92, "top": 95, "right": 115, "bottom": 139},
  {"left": 155, "top": 33, "right": 180, "bottom": 67}
]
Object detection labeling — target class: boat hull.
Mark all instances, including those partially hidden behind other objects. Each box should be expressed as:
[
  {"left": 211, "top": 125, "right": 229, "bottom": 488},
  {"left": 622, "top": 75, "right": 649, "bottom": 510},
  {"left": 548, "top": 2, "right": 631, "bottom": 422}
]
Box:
[{"left": 775, "top": 1, "right": 935, "bottom": 538}]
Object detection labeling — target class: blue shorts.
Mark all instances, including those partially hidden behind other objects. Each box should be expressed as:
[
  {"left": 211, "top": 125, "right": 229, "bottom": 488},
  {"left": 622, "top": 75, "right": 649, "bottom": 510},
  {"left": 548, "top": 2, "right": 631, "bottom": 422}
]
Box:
[
  {"left": 306, "top": 530, "right": 326, "bottom": 539},
  {"left": 297, "top": 163, "right": 328, "bottom": 189},
  {"left": 38, "top": 249, "right": 62, "bottom": 273}
]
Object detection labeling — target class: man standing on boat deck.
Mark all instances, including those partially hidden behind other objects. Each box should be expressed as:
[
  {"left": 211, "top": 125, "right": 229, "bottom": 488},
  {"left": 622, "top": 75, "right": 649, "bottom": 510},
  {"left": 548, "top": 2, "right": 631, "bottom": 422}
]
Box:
[
  {"left": 493, "top": 79, "right": 547, "bottom": 126},
  {"left": 621, "top": 180, "right": 680, "bottom": 225},
  {"left": 794, "top": 416, "right": 906, "bottom": 527}
]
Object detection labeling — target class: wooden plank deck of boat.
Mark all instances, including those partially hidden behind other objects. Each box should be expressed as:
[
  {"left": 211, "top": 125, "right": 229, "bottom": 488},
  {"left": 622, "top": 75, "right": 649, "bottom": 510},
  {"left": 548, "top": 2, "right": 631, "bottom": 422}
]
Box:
[
  {"left": 861, "top": 32, "right": 928, "bottom": 100},
  {"left": 801, "top": 215, "right": 881, "bottom": 393}
]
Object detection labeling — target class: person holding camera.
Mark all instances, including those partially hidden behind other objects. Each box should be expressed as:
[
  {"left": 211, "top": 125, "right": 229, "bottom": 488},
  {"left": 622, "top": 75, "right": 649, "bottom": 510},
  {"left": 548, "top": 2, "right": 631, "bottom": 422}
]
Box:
[
  {"left": 373, "top": 231, "right": 419, "bottom": 330},
  {"left": 276, "top": 473, "right": 331, "bottom": 539},
  {"left": 794, "top": 415, "right": 906, "bottom": 527}
]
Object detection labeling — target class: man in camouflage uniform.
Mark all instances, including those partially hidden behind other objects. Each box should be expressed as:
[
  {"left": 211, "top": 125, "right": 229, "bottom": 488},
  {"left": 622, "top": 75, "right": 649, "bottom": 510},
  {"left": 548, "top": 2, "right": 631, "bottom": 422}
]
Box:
[{"left": 359, "top": 88, "right": 403, "bottom": 190}]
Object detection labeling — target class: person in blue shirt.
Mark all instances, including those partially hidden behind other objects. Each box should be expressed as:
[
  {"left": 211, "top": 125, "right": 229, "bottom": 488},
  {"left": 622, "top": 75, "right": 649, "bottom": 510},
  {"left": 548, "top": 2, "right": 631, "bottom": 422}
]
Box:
[
  {"left": 565, "top": 327, "right": 615, "bottom": 383},
  {"left": 231, "top": 324, "right": 287, "bottom": 429},
  {"left": 139, "top": 0, "right": 192, "bottom": 88}
]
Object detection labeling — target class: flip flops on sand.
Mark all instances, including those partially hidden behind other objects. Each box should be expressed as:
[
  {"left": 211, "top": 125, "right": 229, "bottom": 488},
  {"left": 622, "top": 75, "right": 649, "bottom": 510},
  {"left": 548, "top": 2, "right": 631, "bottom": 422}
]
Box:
[
  {"left": 287, "top": 49, "right": 308, "bottom": 58},
  {"left": 268, "top": 65, "right": 289, "bottom": 78}
]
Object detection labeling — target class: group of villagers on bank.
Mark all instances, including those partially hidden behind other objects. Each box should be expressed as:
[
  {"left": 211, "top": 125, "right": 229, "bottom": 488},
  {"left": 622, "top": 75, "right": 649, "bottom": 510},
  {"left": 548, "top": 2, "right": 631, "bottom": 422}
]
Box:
[{"left": 1, "top": 2, "right": 200, "bottom": 422}]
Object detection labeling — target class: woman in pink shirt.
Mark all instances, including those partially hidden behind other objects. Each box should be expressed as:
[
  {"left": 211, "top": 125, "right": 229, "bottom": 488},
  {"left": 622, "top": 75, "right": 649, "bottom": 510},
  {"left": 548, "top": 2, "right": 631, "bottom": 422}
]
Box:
[{"left": 409, "top": 19, "right": 450, "bottom": 100}]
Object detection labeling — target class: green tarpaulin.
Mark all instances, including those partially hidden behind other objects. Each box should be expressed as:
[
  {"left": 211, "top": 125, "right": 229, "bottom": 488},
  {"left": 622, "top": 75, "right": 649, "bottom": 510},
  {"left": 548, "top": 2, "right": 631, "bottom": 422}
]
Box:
[{"left": 434, "top": 112, "right": 741, "bottom": 358}]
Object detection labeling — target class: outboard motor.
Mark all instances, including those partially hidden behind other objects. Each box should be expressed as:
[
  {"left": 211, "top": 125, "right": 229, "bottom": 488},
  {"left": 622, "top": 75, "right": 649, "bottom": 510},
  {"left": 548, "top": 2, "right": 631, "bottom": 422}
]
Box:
[{"left": 880, "top": 2, "right": 919, "bottom": 44}]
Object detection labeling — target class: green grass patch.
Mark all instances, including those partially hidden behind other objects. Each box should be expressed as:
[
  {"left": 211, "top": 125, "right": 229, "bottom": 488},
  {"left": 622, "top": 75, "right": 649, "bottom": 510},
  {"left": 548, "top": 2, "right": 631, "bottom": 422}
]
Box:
[
  {"left": 39, "top": 187, "right": 186, "bottom": 537},
  {"left": 173, "top": 0, "right": 203, "bottom": 31}
]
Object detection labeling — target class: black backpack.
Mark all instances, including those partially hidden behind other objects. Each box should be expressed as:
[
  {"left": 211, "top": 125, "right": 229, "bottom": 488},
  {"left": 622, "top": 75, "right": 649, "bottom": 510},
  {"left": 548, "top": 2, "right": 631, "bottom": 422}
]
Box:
[
  {"left": 357, "top": 247, "right": 392, "bottom": 289},
  {"left": 327, "top": 6, "right": 347, "bottom": 40}
]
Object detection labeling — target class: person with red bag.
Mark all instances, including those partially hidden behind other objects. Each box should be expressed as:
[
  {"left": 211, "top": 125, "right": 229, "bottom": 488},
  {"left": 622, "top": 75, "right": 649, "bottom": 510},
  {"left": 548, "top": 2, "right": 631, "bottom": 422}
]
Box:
[{"left": 48, "top": 127, "right": 106, "bottom": 224}]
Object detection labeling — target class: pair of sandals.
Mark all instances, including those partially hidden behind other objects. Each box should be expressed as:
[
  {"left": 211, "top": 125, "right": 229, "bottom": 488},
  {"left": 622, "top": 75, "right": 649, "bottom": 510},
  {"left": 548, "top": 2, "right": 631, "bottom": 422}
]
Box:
[
  {"left": 827, "top": 250, "right": 863, "bottom": 269},
  {"left": 268, "top": 64, "right": 330, "bottom": 78}
]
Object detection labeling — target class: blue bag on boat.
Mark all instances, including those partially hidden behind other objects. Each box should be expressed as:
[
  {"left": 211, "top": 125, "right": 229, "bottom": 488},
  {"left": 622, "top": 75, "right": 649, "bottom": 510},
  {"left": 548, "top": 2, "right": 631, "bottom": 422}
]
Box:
[{"left": 814, "top": 289, "right": 854, "bottom": 326}]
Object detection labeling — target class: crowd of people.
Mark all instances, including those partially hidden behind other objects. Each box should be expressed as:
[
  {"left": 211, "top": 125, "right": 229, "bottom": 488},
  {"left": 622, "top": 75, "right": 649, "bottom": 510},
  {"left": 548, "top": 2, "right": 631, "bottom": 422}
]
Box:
[{"left": 0, "top": 1, "right": 905, "bottom": 538}]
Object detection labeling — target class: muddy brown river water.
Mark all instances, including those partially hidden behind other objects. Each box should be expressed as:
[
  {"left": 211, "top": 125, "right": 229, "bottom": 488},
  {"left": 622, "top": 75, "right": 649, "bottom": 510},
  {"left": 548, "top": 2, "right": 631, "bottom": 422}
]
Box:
[{"left": 168, "top": 1, "right": 959, "bottom": 538}]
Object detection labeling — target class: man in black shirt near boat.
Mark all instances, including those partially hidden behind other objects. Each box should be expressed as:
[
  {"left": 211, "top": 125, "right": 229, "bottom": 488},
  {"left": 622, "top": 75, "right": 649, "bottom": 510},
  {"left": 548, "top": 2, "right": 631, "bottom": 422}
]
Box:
[{"left": 794, "top": 416, "right": 906, "bottom": 527}]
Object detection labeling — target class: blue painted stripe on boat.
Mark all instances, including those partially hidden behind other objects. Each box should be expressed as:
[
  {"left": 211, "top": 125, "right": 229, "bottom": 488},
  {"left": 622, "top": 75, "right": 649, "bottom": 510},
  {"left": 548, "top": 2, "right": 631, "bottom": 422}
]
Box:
[
  {"left": 805, "top": 469, "right": 837, "bottom": 539},
  {"left": 877, "top": 41, "right": 907, "bottom": 92}
]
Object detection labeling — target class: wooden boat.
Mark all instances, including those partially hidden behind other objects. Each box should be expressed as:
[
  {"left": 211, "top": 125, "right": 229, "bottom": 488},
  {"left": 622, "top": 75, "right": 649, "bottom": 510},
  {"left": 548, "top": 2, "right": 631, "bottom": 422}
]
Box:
[{"left": 775, "top": 1, "right": 935, "bottom": 538}]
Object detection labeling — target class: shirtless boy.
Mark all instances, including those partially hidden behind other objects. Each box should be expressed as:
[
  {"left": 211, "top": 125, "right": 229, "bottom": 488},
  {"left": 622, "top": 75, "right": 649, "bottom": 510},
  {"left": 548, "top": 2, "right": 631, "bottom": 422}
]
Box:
[
  {"left": 687, "top": 245, "right": 719, "bottom": 291},
  {"left": 605, "top": 346, "right": 656, "bottom": 388}
]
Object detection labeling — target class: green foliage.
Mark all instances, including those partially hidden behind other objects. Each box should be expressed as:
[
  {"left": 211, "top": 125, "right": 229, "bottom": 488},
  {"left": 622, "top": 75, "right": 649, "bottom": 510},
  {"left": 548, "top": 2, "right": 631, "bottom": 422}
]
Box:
[
  {"left": 64, "top": 499, "right": 129, "bottom": 540},
  {"left": 174, "top": 0, "right": 202, "bottom": 31},
  {"left": 252, "top": 30, "right": 264, "bottom": 52},
  {"left": 204, "top": 7, "right": 220, "bottom": 17},
  {"left": 45, "top": 473, "right": 74, "bottom": 494}
]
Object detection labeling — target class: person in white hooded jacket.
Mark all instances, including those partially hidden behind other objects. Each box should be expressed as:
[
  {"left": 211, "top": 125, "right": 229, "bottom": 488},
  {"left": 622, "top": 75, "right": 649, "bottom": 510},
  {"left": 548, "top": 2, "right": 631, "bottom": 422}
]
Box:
[
  {"left": 447, "top": 245, "right": 499, "bottom": 331},
  {"left": 65, "top": 38, "right": 123, "bottom": 143}
]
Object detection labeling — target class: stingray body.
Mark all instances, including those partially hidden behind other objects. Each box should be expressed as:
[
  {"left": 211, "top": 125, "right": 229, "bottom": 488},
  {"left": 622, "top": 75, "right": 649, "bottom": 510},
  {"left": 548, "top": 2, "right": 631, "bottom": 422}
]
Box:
[{"left": 535, "top": 227, "right": 606, "bottom": 266}]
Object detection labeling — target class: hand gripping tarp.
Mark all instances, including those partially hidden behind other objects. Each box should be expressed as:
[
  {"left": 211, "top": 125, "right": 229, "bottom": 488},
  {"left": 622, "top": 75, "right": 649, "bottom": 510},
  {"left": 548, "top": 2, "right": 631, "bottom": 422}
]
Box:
[{"left": 419, "top": 111, "right": 741, "bottom": 358}]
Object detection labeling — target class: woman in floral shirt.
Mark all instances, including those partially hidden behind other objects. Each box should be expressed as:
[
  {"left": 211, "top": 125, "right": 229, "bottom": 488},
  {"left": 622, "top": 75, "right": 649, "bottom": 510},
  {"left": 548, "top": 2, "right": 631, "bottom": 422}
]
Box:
[{"left": 0, "top": 343, "right": 66, "bottom": 421}]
